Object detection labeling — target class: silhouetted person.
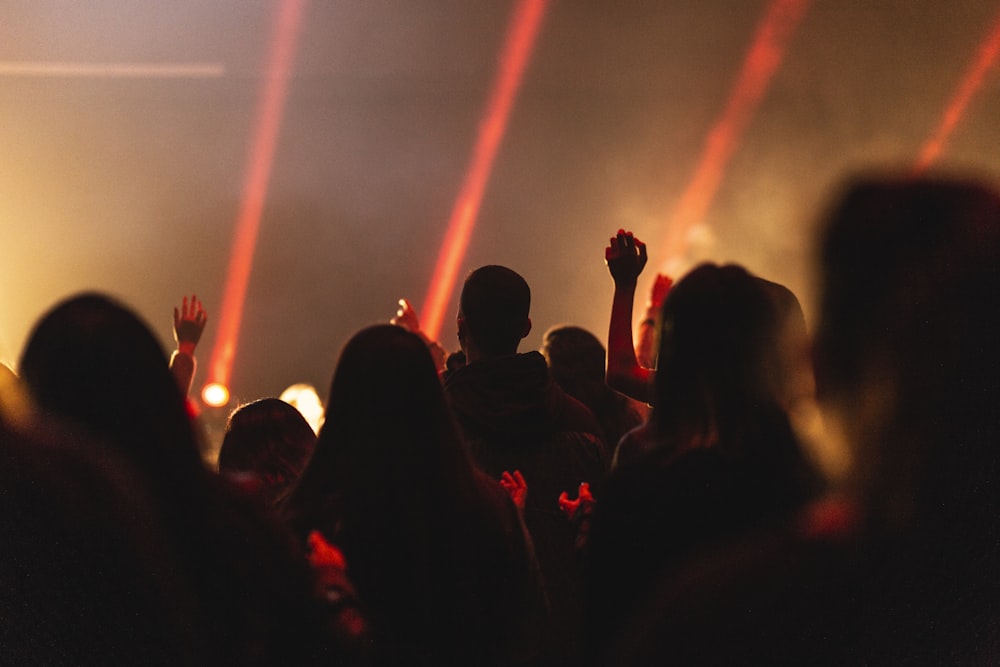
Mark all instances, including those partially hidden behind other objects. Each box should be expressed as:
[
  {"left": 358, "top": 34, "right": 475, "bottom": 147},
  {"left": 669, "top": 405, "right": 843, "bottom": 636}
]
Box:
[
  {"left": 609, "top": 176, "right": 1000, "bottom": 666},
  {"left": 219, "top": 397, "right": 318, "bottom": 510},
  {"left": 584, "top": 263, "right": 821, "bottom": 666},
  {"left": 284, "top": 325, "right": 543, "bottom": 666},
  {"left": 18, "top": 293, "right": 334, "bottom": 664},
  {"left": 541, "top": 324, "right": 648, "bottom": 451},
  {"left": 444, "top": 265, "right": 608, "bottom": 666}
]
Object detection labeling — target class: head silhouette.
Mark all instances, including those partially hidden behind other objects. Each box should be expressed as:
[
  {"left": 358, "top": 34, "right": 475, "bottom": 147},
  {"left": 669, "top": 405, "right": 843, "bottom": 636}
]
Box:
[
  {"left": 458, "top": 265, "right": 531, "bottom": 360},
  {"left": 814, "top": 176, "right": 1000, "bottom": 532},
  {"left": 19, "top": 292, "right": 203, "bottom": 479},
  {"left": 652, "top": 263, "right": 787, "bottom": 450},
  {"left": 219, "top": 398, "right": 317, "bottom": 508}
]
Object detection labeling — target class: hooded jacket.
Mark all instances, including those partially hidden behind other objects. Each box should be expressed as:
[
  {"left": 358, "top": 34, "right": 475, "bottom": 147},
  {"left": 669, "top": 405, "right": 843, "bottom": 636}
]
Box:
[{"left": 445, "top": 350, "right": 608, "bottom": 665}]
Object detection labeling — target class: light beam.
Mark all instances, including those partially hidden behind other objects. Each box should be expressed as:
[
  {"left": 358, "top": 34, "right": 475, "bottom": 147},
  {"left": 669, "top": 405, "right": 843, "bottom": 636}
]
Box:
[
  {"left": 660, "top": 0, "right": 810, "bottom": 269},
  {"left": 204, "top": 0, "right": 308, "bottom": 403},
  {"left": 913, "top": 7, "right": 1000, "bottom": 174},
  {"left": 419, "top": 0, "right": 550, "bottom": 341},
  {"left": 0, "top": 61, "right": 225, "bottom": 78}
]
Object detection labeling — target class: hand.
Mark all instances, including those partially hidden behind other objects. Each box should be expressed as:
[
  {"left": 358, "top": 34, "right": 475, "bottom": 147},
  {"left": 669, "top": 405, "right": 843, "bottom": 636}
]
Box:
[
  {"left": 499, "top": 470, "right": 528, "bottom": 510},
  {"left": 558, "top": 482, "right": 595, "bottom": 521},
  {"left": 648, "top": 273, "right": 674, "bottom": 309},
  {"left": 390, "top": 298, "right": 421, "bottom": 334},
  {"left": 173, "top": 295, "right": 207, "bottom": 352},
  {"left": 605, "top": 229, "right": 647, "bottom": 285},
  {"left": 307, "top": 530, "right": 348, "bottom": 571}
]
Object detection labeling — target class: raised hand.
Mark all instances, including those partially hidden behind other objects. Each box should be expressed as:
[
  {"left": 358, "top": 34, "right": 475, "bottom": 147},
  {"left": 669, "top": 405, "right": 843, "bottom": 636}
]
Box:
[
  {"left": 390, "top": 298, "right": 421, "bottom": 334},
  {"left": 499, "top": 470, "right": 528, "bottom": 510},
  {"left": 558, "top": 482, "right": 594, "bottom": 521},
  {"left": 173, "top": 294, "right": 207, "bottom": 353},
  {"left": 605, "top": 229, "right": 648, "bottom": 285}
]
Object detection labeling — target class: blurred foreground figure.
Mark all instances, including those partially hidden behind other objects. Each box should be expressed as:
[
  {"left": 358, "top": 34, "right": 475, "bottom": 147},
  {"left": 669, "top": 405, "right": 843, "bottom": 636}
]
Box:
[
  {"left": 584, "top": 263, "right": 821, "bottom": 666},
  {"left": 17, "top": 293, "right": 342, "bottom": 664},
  {"left": 614, "top": 177, "right": 1000, "bottom": 665}
]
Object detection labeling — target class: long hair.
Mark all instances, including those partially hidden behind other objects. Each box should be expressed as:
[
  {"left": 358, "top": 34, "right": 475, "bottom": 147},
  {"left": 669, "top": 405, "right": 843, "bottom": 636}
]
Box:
[
  {"left": 285, "top": 324, "right": 532, "bottom": 663},
  {"left": 652, "top": 264, "right": 787, "bottom": 453}
]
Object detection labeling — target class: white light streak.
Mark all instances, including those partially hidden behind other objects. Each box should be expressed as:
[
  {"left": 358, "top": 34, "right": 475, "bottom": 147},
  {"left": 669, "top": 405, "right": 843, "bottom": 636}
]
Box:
[{"left": 0, "top": 61, "right": 225, "bottom": 78}]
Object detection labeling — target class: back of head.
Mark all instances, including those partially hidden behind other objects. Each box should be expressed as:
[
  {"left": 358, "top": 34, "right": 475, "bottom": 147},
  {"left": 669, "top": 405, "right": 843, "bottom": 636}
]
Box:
[
  {"left": 542, "top": 325, "right": 606, "bottom": 388},
  {"left": 289, "top": 324, "right": 472, "bottom": 520},
  {"left": 286, "top": 324, "right": 519, "bottom": 662},
  {"left": 219, "top": 398, "right": 317, "bottom": 508},
  {"left": 18, "top": 292, "right": 203, "bottom": 480},
  {"left": 654, "top": 263, "right": 786, "bottom": 448},
  {"left": 815, "top": 176, "right": 1000, "bottom": 535},
  {"left": 460, "top": 265, "right": 531, "bottom": 357}
]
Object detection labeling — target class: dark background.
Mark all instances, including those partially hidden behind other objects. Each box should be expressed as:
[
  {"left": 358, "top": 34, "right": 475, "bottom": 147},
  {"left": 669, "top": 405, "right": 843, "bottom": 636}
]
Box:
[{"left": 2, "top": 0, "right": 999, "bottom": 407}]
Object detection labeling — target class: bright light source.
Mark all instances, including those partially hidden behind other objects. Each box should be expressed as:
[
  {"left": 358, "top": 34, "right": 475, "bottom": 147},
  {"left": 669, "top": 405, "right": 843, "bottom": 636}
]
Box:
[{"left": 202, "top": 382, "right": 231, "bottom": 408}]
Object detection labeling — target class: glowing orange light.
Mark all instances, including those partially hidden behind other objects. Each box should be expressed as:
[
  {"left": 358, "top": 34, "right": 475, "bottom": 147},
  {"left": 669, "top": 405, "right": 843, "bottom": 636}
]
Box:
[
  {"left": 660, "top": 0, "right": 810, "bottom": 269},
  {"left": 201, "top": 382, "right": 231, "bottom": 408},
  {"left": 419, "top": 0, "right": 550, "bottom": 341},
  {"left": 205, "top": 0, "right": 307, "bottom": 392},
  {"left": 913, "top": 8, "right": 1000, "bottom": 174}
]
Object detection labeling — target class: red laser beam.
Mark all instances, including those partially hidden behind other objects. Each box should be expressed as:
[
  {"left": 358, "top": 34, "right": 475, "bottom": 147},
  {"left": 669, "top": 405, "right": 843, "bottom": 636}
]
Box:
[
  {"left": 419, "top": 0, "right": 549, "bottom": 341},
  {"left": 913, "top": 7, "right": 1000, "bottom": 174},
  {"left": 660, "top": 0, "right": 810, "bottom": 268},
  {"left": 206, "top": 0, "right": 307, "bottom": 397}
]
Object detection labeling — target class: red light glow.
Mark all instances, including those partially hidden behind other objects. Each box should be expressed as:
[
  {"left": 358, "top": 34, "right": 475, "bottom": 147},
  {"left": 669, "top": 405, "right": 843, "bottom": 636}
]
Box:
[
  {"left": 913, "top": 8, "right": 1000, "bottom": 174},
  {"left": 660, "top": 0, "right": 810, "bottom": 268},
  {"left": 419, "top": 0, "right": 550, "bottom": 341},
  {"left": 205, "top": 0, "right": 307, "bottom": 397}
]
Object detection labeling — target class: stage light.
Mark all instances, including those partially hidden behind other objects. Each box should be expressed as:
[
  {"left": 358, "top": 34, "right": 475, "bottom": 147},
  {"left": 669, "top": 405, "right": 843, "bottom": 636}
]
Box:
[
  {"left": 201, "top": 382, "right": 231, "bottom": 408},
  {"left": 913, "top": 8, "right": 1000, "bottom": 174},
  {"left": 419, "top": 0, "right": 550, "bottom": 341},
  {"left": 659, "top": 0, "right": 810, "bottom": 270},
  {"left": 204, "top": 0, "right": 307, "bottom": 394}
]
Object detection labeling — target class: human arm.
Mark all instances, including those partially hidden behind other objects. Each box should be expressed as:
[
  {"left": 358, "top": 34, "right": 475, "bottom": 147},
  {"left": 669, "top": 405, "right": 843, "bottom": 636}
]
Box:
[
  {"left": 558, "top": 482, "right": 596, "bottom": 551},
  {"left": 635, "top": 273, "right": 673, "bottom": 369},
  {"left": 170, "top": 294, "right": 207, "bottom": 397},
  {"left": 391, "top": 298, "right": 447, "bottom": 373},
  {"left": 499, "top": 470, "right": 528, "bottom": 511},
  {"left": 605, "top": 230, "right": 655, "bottom": 401}
]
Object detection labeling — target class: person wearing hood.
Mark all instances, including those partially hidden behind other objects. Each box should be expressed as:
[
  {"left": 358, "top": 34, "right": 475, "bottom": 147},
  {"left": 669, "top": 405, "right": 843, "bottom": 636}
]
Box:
[{"left": 444, "top": 264, "right": 608, "bottom": 667}]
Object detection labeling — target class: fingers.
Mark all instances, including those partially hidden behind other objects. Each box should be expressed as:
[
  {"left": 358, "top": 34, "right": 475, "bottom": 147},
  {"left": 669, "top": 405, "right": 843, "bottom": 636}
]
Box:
[
  {"left": 513, "top": 470, "right": 526, "bottom": 487},
  {"left": 557, "top": 491, "right": 573, "bottom": 513}
]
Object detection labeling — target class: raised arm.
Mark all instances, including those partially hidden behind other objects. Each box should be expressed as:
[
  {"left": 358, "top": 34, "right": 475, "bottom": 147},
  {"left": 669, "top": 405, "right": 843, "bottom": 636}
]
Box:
[
  {"left": 605, "top": 230, "right": 654, "bottom": 402},
  {"left": 170, "top": 294, "right": 207, "bottom": 397},
  {"left": 390, "top": 298, "right": 448, "bottom": 373},
  {"left": 635, "top": 273, "right": 673, "bottom": 369}
]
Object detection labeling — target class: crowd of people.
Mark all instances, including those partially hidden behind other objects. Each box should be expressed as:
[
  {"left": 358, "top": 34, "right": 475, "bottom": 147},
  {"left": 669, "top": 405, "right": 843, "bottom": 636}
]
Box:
[{"left": 1, "top": 174, "right": 998, "bottom": 665}]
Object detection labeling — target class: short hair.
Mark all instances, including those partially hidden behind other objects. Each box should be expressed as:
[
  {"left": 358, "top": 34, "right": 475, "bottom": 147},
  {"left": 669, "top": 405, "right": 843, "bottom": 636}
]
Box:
[
  {"left": 541, "top": 325, "right": 606, "bottom": 386},
  {"left": 459, "top": 265, "right": 531, "bottom": 356}
]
